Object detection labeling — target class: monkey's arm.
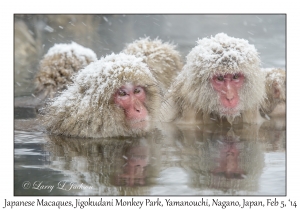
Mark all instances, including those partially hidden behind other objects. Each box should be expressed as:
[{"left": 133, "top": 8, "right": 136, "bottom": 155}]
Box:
[{"left": 159, "top": 97, "right": 179, "bottom": 122}]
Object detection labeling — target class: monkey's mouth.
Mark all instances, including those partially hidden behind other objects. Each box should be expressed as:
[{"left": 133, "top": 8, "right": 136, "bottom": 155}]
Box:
[
  {"left": 128, "top": 119, "right": 148, "bottom": 130},
  {"left": 220, "top": 108, "right": 239, "bottom": 116}
]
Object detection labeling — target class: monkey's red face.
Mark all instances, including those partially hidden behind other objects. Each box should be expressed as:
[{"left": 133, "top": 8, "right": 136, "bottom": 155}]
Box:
[
  {"left": 211, "top": 73, "right": 245, "bottom": 111},
  {"left": 114, "top": 84, "right": 148, "bottom": 129}
]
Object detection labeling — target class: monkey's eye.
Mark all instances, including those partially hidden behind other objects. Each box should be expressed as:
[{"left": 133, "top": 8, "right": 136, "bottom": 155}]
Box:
[
  {"left": 233, "top": 74, "right": 239, "bottom": 80},
  {"left": 118, "top": 90, "right": 127, "bottom": 96},
  {"left": 134, "top": 88, "right": 141, "bottom": 94},
  {"left": 134, "top": 87, "right": 144, "bottom": 94},
  {"left": 217, "top": 75, "right": 224, "bottom": 81}
]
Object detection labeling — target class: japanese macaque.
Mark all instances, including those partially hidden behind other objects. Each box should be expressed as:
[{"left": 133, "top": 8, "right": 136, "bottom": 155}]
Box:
[
  {"left": 122, "top": 37, "right": 183, "bottom": 92},
  {"left": 41, "top": 53, "right": 161, "bottom": 138},
  {"left": 163, "top": 33, "right": 266, "bottom": 125},
  {"left": 260, "top": 68, "right": 286, "bottom": 118},
  {"left": 35, "top": 42, "right": 97, "bottom": 99}
]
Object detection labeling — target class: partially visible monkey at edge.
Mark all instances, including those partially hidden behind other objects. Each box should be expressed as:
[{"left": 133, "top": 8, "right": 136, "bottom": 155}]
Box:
[
  {"left": 40, "top": 53, "right": 161, "bottom": 138},
  {"left": 162, "top": 33, "right": 266, "bottom": 125},
  {"left": 122, "top": 37, "right": 183, "bottom": 93},
  {"left": 260, "top": 68, "right": 286, "bottom": 119},
  {"left": 35, "top": 42, "right": 97, "bottom": 99}
]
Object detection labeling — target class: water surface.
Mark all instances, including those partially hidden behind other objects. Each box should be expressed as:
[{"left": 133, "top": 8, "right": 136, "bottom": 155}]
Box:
[{"left": 14, "top": 118, "right": 286, "bottom": 196}]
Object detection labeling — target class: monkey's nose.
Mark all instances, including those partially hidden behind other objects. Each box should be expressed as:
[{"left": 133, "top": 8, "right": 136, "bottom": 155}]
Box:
[
  {"left": 226, "top": 91, "right": 234, "bottom": 101},
  {"left": 224, "top": 82, "right": 235, "bottom": 100},
  {"left": 133, "top": 99, "right": 142, "bottom": 113}
]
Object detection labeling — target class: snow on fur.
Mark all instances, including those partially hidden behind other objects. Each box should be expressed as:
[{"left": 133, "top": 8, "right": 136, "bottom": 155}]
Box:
[
  {"left": 35, "top": 42, "right": 97, "bottom": 98},
  {"left": 261, "top": 68, "right": 286, "bottom": 86},
  {"left": 168, "top": 33, "right": 265, "bottom": 119},
  {"left": 123, "top": 37, "right": 183, "bottom": 91},
  {"left": 179, "top": 33, "right": 261, "bottom": 81},
  {"left": 46, "top": 42, "right": 97, "bottom": 61},
  {"left": 260, "top": 68, "right": 285, "bottom": 115},
  {"left": 41, "top": 53, "right": 161, "bottom": 139}
]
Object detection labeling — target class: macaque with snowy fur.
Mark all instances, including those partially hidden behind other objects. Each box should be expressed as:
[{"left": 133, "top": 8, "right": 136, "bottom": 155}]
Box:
[
  {"left": 41, "top": 53, "right": 161, "bottom": 138},
  {"left": 163, "top": 33, "right": 266, "bottom": 125},
  {"left": 122, "top": 37, "right": 183, "bottom": 92},
  {"left": 35, "top": 42, "right": 97, "bottom": 99},
  {"left": 260, "top": 68, "right": 286, "bottom": 118}
]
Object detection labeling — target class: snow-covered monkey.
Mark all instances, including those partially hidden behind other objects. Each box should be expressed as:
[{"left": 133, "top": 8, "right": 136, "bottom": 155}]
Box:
[
  {"left": 41, "top": 53, "right": 161, "bottom": 138},
  {"left": 122, "top": 37, "right": 183, "bottom": 93},
  {"left": 35, "top": 42, "right": 97, "bottom": 99},
  {"left": 162, "top": 33, "right": 266, "bottom": 125},
  {"left": 260, "top": 68, "right": 286, "bottom": 118}
]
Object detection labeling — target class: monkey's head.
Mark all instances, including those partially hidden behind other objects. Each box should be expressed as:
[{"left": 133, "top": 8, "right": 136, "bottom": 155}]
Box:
[
  {"left": 35, "top": 42, "right": 97, "bottom": 98},
  {"left": 265, "top": 68, "right": 286, "bottom": 102},
  {"left": 42, "top": 53, "right": 161, "bottom": 138},
  {"left": 173, "top": 33, "right": 265, "bottom": 120},
  {"left": 123, "top": 37, "right": 183, "bottom": 91},
  {"left": 261, "top": 68, "right": 286, "bottom": 115}
]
